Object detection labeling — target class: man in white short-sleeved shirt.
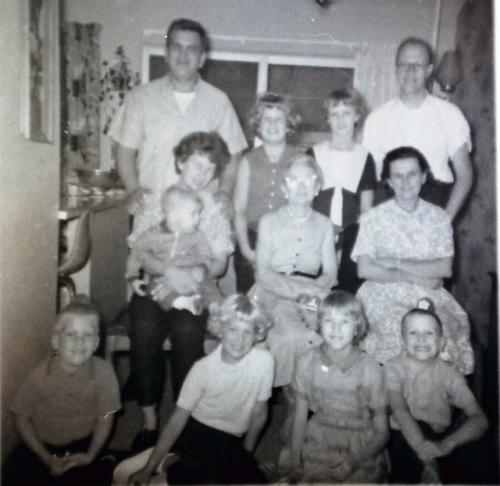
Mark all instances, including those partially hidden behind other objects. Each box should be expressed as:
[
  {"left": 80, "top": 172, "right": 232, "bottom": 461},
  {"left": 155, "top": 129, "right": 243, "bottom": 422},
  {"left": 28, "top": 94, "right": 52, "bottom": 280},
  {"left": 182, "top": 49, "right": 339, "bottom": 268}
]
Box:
[
  {"left": 363, "top": 37, "right": 473, "bottom": 219},
  {"left": 110, "top": 18, "right": 247, "bottom": 210}
]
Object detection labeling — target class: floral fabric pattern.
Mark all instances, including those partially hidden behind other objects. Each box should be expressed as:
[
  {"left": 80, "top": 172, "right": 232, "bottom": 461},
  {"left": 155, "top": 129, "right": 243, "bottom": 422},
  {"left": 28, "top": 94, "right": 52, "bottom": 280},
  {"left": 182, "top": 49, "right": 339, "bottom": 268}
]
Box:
[
  {"left": 351, "top": 199, "right": 474, "bottom": 375},
  {"left": 127, "top": 189, "right": 234, "bottom": 260},
  {"left": 61, "top": 23, "right": 102, "bottom": 167}
]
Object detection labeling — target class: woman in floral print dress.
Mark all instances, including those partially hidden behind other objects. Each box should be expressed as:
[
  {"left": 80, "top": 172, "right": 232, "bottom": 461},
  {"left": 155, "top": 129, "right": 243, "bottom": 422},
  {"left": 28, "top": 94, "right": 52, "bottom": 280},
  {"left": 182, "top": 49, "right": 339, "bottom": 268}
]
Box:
[{"left": 351, "top": 146, "right": 473, "bottom": 375}]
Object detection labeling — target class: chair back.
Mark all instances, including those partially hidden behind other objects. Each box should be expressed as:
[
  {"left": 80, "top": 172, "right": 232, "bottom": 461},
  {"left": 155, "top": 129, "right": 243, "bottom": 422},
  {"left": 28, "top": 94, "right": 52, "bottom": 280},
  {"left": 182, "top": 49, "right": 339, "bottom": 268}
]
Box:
[{"left": 58, "top": 211, "right": 91, "bottom": 275}]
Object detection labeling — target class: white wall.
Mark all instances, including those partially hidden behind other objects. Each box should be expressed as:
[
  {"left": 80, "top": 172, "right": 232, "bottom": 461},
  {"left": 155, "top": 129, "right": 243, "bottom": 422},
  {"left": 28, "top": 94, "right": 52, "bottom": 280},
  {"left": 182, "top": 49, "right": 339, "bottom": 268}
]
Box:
[
  {"left": 64, "top": 0, "right": 464, "bottom": 168},
  {"left": 0, "top": 0, "right": 60, "bottom": 458}
]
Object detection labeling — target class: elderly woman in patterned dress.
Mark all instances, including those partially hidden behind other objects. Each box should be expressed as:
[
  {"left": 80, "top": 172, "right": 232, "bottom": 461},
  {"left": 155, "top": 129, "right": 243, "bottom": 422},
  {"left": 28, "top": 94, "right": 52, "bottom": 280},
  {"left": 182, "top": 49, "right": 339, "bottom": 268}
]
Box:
[
  {"left": 351, "top": 146, "right": 473, "bottom": 375},
  {"left": 250, "top": 152, "right": 338, "bottom": 388}
]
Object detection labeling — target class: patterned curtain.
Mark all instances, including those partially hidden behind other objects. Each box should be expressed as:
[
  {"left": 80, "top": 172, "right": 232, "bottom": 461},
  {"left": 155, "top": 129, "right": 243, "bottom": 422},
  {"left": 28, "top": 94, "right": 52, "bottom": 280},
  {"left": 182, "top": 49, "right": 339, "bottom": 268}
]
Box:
[{"left": 61, "top": 22, "right": 102, "bottom": 168}]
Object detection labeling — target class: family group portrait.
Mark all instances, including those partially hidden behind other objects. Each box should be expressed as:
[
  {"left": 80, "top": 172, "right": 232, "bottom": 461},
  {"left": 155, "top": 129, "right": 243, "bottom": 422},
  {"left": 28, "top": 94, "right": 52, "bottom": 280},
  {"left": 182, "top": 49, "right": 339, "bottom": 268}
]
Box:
[{"left": 1, "top": 0, "right": 497, "bottom": 485}]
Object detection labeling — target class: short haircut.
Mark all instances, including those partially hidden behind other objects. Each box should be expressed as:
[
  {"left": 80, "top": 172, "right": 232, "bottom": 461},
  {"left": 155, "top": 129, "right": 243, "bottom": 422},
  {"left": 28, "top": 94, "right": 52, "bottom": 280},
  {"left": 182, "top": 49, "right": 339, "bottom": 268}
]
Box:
[
  {"left": 207, "top": 294, "right": 271, "bottom": 342},
  {"left": 166, "top": 18, "right": 210, "bottom": 53},
  {"left": 324, "top": 87, "right": 368, "bottom": 122},
  {"left": 402, "top": 298, "right": 443, "bottom": 335},
  {"left": 318, "top": 290, "right": 368, "bottom": 344},
  {"left": 161, "top": 186, "right": 203, "bottom": 215},
  {"left": 248, "top": 92, "right": 300, "bottom": 136},
  {"left": 396, "top": 37, "right": 434, "bottom": 66},
  {"left": 53, "top": 294, "right": 99, "bottom": 335},
  {"left": 173, "top": 131, "right": 231, "bottom": 178},
  {"left": 380, "top": 146, "right": 432, "bottom": 181},
  {"left": 281, "top": 151, "right": 324, "bottom": 189}
]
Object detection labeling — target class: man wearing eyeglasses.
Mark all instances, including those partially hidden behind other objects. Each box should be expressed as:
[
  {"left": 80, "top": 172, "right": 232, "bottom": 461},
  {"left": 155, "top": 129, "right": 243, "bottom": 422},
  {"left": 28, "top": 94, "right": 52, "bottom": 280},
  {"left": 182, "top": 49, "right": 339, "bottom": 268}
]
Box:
[{"left": 362, "top": 37, "right": 473, "bottom": 220}]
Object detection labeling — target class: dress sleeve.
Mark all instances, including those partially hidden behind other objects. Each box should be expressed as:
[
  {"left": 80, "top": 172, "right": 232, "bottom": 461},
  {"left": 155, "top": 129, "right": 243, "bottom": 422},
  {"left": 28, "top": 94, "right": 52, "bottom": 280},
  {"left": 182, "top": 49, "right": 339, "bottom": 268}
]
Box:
[
  {"left": 358, "top": 153, "right": 377, "bottom": 192},
  {"left": 176, "top": 361, "right": 205, "bottom": 412},
  {"left": 94, "top": 359, "right": 122, "bottom": 418},
  {"left": 350, "top": 210, "right": 378, "bottom": 261},
  {"left": 108, "top": 89, "right": 144, "bottom": 150},
  {"left": 426, "top": 209, "right": 454, "bottom": 258}
]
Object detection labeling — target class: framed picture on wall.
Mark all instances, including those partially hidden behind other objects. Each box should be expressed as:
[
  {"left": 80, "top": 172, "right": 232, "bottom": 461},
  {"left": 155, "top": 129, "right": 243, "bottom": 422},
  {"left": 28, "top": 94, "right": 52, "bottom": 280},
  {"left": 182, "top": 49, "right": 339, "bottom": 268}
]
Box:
[{"left": 21, "top": 0, "right": 59, "bottom": 143}]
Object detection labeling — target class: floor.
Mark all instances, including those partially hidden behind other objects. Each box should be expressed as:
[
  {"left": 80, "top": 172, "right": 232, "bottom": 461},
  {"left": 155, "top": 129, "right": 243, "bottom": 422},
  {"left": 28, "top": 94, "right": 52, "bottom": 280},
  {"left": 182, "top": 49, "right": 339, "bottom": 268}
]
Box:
[
  {"left": 108, "top": 353, "right": 287, "bottom": 471},
  {"left": 107, "top": 351, "right": 500, "bottom": 485}
]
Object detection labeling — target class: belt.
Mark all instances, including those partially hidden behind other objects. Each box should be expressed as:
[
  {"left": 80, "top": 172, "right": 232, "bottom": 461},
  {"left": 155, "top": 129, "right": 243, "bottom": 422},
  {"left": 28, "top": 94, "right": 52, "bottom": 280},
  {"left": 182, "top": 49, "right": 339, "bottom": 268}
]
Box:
[{"left": 279, "top": 270, "right": 319, "bottom": 280}]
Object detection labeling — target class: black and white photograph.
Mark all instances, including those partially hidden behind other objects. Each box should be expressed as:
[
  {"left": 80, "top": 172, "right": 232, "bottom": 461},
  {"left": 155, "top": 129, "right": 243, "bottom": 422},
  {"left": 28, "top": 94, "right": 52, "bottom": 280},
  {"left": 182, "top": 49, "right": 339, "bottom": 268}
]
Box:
[{"left": 1, "top": 0, "right": 497, "bottom": 484}]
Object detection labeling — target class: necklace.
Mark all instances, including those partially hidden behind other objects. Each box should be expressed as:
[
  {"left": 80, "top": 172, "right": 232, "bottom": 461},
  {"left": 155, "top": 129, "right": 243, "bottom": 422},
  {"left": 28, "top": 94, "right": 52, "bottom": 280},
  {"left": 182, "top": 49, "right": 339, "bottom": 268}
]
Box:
[{"left": 286, "top": 205, "right": 312, "bottom": 223}]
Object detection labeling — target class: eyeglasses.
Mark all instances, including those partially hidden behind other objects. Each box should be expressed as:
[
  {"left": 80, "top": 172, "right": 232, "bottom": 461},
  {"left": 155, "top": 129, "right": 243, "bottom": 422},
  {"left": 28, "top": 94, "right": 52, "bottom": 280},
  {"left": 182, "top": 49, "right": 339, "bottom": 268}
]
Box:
[
  {"left": 396, "top": 62, "right": 429, "bottom": 72},
  {"left": 285, "top": 174, "right": 318, "bottom": 187}
]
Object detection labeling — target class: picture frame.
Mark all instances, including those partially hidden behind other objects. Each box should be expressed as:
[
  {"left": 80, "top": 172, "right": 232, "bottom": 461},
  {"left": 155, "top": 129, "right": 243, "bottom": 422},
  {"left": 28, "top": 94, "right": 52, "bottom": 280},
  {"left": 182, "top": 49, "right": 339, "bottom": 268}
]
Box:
[{"left": 21, "top": 0, "right": 59, "bottom": 143}]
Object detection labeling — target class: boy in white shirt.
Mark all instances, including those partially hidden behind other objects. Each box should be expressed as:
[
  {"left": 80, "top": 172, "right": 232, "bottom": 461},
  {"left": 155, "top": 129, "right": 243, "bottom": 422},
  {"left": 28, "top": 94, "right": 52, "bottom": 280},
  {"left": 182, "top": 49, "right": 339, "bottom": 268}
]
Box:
[{"left": 113, "top": 294, "right": 274, "bottom": 485}]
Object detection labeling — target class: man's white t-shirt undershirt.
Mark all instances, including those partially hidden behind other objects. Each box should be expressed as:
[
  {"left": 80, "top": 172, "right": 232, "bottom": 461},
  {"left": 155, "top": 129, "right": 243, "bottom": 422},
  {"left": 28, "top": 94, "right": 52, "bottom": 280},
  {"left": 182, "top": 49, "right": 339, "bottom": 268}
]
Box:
[{"left": 174, "top": 91, "right": 196, "bottom": 114}]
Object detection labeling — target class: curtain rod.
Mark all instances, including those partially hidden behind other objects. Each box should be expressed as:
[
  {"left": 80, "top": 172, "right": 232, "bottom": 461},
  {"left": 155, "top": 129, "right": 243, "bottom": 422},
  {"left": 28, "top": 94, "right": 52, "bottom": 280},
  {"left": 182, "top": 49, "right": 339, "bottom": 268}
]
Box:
[{"left": 143, "top": 29, "right": 360, "bottom": 49}]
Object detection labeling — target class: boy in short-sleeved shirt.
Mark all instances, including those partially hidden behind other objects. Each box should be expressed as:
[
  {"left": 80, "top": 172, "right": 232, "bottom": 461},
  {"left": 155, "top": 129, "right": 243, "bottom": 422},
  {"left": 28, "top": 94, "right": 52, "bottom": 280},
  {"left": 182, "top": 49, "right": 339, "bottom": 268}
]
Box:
[
  {"left": 113, "top": 294, "right": 274, "bottom": 486},
  {"left": 5, "top": 297, "right": 121, "bottom": 486}
]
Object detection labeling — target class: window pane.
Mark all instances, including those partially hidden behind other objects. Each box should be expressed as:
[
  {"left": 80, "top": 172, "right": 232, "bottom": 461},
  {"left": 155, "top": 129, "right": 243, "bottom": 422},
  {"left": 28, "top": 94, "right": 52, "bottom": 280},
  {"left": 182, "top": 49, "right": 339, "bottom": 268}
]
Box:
[
  {"left": 268, "top": 65, "right": 354, "bottom": 142},
  {"left": 202, "top": 60, "right": 258, "bottom": 141},
  {"left": 149, "top": 55, "right": 167, "bottom": 81}
]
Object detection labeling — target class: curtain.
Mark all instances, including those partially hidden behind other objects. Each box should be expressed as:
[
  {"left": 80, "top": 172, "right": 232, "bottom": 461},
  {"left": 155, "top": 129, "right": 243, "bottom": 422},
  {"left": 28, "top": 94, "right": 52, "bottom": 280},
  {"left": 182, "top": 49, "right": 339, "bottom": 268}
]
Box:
[
  {"left": 61, "top": 22, "right": 102, "bottom": 168},
  {"left": 354, "top": 42, "right": 399, "bottom": 112}
]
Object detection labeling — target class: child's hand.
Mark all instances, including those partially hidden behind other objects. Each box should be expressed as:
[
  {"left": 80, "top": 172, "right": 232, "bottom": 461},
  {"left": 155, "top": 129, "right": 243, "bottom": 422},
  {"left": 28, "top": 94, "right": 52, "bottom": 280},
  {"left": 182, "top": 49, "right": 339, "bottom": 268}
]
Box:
[
  {"left": 130, "top": 278, "right": 148, "bottom": 297},
  {"left": 421, "top": 461, "right": 441, "bottom": 483},
  {"left": 152, "top": 268, "right": 199, "bottom": 299},
  {"left": 48, "top": 454, "right": 68, "bottom": 476},
  {"left": 60, "top": 452, "right": 92, "bottom": 473},
  {"left": 418, "top": 440, "right": 442, "bottom": 462},
  {"left": 127, "top": 188, "right": 152, "bottom": 215},
  {"left": 128, "top": 467, "right": 152, "bottom": 485}
]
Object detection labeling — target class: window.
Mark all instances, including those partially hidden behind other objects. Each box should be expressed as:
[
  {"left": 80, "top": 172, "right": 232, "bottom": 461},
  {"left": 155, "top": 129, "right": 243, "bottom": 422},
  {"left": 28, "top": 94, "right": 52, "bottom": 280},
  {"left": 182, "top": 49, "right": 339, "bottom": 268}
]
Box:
[{"left": 143, "top": 47, "right": 355, "bottom": 144}]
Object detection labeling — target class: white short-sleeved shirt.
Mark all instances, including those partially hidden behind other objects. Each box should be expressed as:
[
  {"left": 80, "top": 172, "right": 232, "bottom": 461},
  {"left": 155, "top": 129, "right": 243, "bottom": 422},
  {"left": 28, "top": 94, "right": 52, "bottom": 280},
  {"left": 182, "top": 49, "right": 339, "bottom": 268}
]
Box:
[
  {"left": 177, "top": 345, "right": 274, "bottom": 436},
  {"left": 109, "top": 76, "right": 247, "bottom": 193},
  {"left": 362, "top": 94, "right": 471, "bottom": 182}
]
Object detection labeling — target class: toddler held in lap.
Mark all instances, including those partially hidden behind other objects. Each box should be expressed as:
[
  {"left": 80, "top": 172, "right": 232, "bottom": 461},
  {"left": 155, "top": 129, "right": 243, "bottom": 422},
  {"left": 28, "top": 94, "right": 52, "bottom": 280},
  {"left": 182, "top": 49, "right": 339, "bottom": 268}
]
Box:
[{"left": 127, "top": 186, "right": 221, "bottom": 315}]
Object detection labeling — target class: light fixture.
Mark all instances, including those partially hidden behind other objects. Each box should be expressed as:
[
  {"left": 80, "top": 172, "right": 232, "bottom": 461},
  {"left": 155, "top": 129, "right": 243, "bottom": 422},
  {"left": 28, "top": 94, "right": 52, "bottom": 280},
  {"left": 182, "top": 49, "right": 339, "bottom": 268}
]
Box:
[
  {"left": 315, "top": 0, "right": 334, "bottom": 9},
  {"left": 435, "top": 50, "right": 462, "bottom": 93}
]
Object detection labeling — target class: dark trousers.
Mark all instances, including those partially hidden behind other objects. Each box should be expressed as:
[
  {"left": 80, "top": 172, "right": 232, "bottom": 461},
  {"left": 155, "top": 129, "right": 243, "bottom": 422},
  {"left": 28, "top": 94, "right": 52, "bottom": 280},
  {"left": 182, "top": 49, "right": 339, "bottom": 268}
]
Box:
[
  {"left": 168, "top": 417, "right": 267, "bottom": 485},
  {"left": 388, "top": 421, "right": 494, "bottom": 484},
  {"left": 234, "top": 228, "right": 258, "bottom": 294},
  {"left": 129, "top": 294, "right": 207, "bottom": 406},
  {"left": 2, "top": 436, "right": 115, "bottom": 486}
]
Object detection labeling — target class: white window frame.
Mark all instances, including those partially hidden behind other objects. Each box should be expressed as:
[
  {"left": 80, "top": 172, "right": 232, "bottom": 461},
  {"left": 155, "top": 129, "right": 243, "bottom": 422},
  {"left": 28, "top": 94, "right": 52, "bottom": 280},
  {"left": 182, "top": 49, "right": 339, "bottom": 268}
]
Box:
[{"left": 142, "top": 46, "right": 356, "bottom": 91}]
